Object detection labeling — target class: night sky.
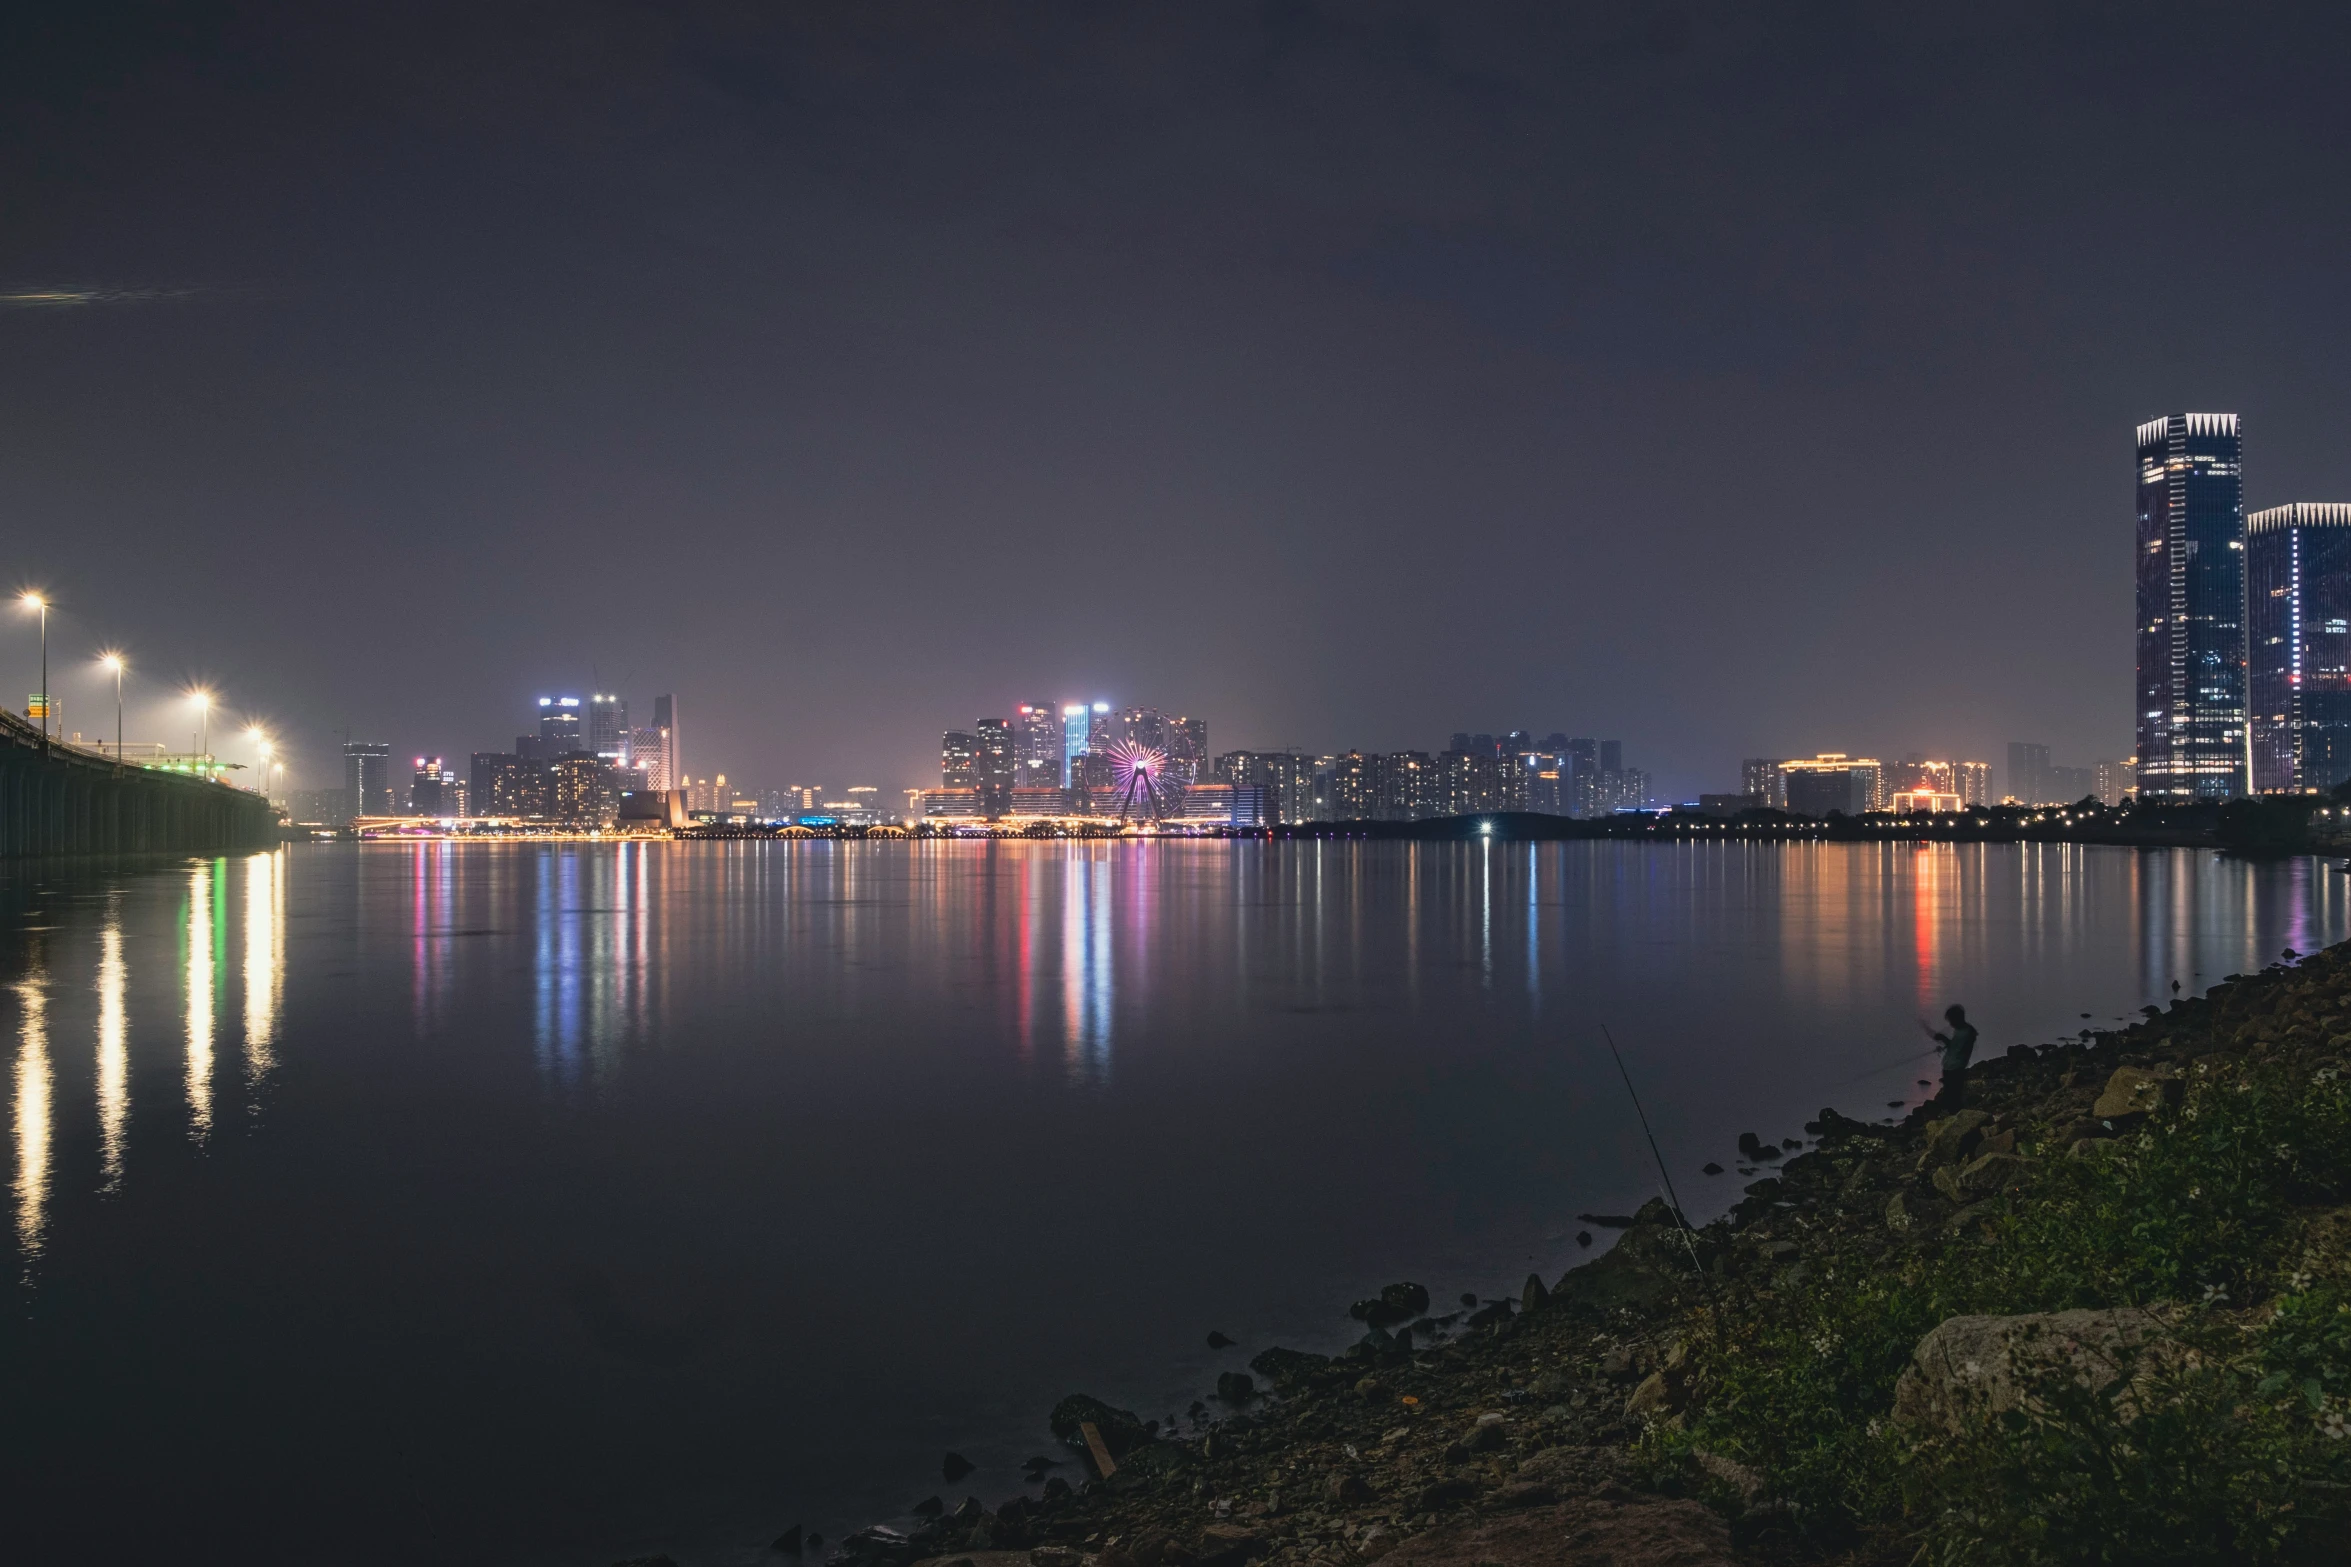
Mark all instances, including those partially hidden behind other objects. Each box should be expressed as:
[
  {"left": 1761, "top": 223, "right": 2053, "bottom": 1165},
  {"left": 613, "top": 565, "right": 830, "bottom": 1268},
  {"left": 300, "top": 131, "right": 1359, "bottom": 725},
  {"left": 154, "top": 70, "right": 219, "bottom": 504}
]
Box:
[{"left": 7, "top": 2, "right": 2351, "bottom": 799}]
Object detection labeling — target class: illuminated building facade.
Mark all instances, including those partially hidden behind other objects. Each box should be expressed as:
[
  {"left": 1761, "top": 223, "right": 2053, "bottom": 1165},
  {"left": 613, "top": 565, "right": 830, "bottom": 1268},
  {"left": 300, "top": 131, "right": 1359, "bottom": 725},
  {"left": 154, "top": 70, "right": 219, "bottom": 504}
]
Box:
[
  {"left": 2136, "top": 413, "right": 2248, "bottom": 799},
  {"left": 1440, "top": 748, "right": 1499, "bottom": 814},
  {"left": 1741, "top": 759, "right": 1788, "bottom": 808},
  {"left": 1381, "top": 752, "right": 1438, "bottom": 820},
  {"left": 1891, "top": 786, "right": 1963, "bottom": 814},
  {"left": 1214, "top": 751, "right": 1317, "bottom": 823},
  {"left": 2092, "top": 759, "right": 2134, "bottom": 806},
  {"left": 1015, "top": 703, "right": 1063, "bottom": 790},
  {"left": 1062, "top": 703, "right": 1105, "bottom": 786},
  {"left": 1955, "top": 761, "right": 1992, "bottom": 806},
  {"left": 1168, "top": 716, "right": 1208, "bottom": 784},
  {"left": 1331, "top": 751, "right": 1377, "bottom": 819},
  {"left": 1780, "top": 753, "right": 1881, "bottom": 817},
  {"left": 537, "top": 696, "right": 584, "bottom": 756},
  {"left": 2249, "top": 503, "right": 2351, "bottom": 792},
  {"left": 343, "top": 741, "right": 391, "bottom": 818},
  {"left": 408, "top": 757, "right": 453, "bottom": 816},
  {"left": 469, "top": 752, "right": 540, "bottom": 817},
  {"left": 589, "top": 694, "right": 628, "bottom": 761},
  {"left": 940, "top": 731, "right": 978, "bottom": 790},
  {"left": 975, "top": 719, "right": 1015, "bottom": 816}
]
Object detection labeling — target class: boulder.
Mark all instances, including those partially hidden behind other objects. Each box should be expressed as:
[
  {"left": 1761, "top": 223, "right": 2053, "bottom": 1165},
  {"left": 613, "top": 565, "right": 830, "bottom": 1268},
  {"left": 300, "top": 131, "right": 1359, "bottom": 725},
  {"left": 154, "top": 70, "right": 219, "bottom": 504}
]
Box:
[
  {"left": 1214, "top": 1371, "right": 1256, "bottom": 1404},
  {"left": 1921, "top": 1110, "right": 1992, "bottom": 1165},
  {"left": 1326, "top": 1473, "right": 1377, "bottom": 1505},
  {"left": 1891, "top": 1308, "right": 2175, "bottom": 1434},
  {"left": 2093, "top": 1066, "right": 2182, "bottom": 1120},
  {"left": 1521, "top": 1272, "right": 1550, "bottom": 1311},
  {"left": 1246, "top": 1346, "right": 1330, "bottom": 1390},
  {"left": 1047, "top": 1394, "right": 1150, "bottom": 1458}
]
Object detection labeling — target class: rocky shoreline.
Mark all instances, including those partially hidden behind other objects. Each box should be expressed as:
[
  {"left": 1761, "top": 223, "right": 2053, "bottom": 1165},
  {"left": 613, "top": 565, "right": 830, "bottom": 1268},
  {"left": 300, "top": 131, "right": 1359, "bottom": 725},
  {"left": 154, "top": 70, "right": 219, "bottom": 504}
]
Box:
[{"left": 652, "top": 938, "right": 2351, "bottom": 1567}]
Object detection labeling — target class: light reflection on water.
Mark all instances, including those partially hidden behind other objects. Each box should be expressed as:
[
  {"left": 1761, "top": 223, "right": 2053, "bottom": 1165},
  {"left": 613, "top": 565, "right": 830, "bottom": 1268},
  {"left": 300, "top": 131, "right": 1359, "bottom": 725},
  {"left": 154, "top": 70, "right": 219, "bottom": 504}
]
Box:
[{"left": 0, "top": 839, "right": 2347, "bottom": 1567}]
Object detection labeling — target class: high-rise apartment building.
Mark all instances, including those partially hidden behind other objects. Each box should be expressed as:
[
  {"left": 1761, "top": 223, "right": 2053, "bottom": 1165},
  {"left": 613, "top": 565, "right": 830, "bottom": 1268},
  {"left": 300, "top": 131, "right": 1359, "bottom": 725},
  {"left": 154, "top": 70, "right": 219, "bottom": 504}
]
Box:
[
  {"left": 975, "top": 719, "right": 1015, "bottom": 817},
  {"left": 1381, "top": 752, "right": 1438, "bottom": 820},
  {"left": 1169, "top": 717, "right": 1208, "bottom": 784},
  {"left": 2249, "top": 504, "right": 2351, "bottom": 793},
  {"left": 1014, "top": 704, "right": 1063, "bottom": 791},
  {"left": 342, "top": 741, "right": 391, "bottom": 818},
  {"left": 1741, "top": 758, "right": 1788, "bottom": 809},
  {"left": 2007, "top": 742, "right": 2050, "bottom": 805},
  {"left": 1215, "top": 751, "right": 1318, "bottom": 824},
  {"left": 2092, "top": 759, "right": 2135, "bottom": 806},
  {"left": 2136, "top": 413, "right": 2248, "bottom": 799},
  {"left": 1954, "top": 761, "right": 1992, "bottom": 806},
  {"left": 470, "top": 752, "right": 542, "bottom": 817},
  {"left": 1440, "top": 748, "right": 1499, "bottom": 815},
  {"left": 1780, "top": 754, "right": 1881, "bottom": 817},
  {"left": 1331, "top": 751, "right": 1378, "bottom": 820},
  {"left": 653, "top": 695, "right": 679, "bottom": 782}
]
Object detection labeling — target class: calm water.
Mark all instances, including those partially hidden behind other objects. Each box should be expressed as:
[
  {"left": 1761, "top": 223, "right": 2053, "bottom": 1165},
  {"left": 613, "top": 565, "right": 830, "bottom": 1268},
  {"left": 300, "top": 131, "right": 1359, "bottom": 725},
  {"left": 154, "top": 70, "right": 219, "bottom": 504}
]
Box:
[{"left": 2, "top": 839, "right": 2343, "bottom": 1564}]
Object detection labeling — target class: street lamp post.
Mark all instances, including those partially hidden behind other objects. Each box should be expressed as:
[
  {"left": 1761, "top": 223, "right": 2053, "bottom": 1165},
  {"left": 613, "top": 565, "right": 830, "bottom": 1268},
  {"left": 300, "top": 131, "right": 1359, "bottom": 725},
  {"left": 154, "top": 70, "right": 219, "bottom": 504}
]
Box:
[
  {"left": 20, "top": 593, "right": 47, "bottom": 750},
  {"left": 100, "top": 653, "right": 124, "bottom": 769},
  {"left": 191, "top": 690, "right": 212, "bottom": 767}
]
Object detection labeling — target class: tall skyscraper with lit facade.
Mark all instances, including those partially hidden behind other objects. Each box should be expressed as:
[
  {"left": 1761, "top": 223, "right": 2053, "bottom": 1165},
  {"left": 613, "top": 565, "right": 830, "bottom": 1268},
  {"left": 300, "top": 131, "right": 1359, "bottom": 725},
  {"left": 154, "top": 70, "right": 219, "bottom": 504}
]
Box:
[
  {"left": 1014, "top": 703, "right": 1063, "bottom": 790},
  {"left": 2136, "top": 414, "right": 2248, "bottom": 799},
  {"left": 1061, "top": 703, "right": 1103, "bottom": 785},
  {"left": 589, "top": 694, "right": 628, "bottom": 761},
  {"left": 2249, "top": 503, "right": 2351, "bottom": 793}
]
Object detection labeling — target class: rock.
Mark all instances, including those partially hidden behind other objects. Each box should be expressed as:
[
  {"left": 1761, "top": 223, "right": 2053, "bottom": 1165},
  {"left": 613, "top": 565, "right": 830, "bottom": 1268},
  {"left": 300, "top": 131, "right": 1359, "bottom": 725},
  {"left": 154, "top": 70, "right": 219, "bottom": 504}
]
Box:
[
  {"left": 1246, "top": 1346, "right": 1330, "bottom": 1389},
  {"left": 1215, "top": 1371, "right": 1256, "bottom": 1403},
  {"left": 1205, "top": 1330, "right": 1236, "bottom": 1349},
  {"left": 1327, "top": 1472, "right": 1377, "bottom": 1505},
  {"left": 1379, "top": 1494, "right": 1735, "bottom": 1567},
  {"left": 1048, "top": 1395, "right": 1151, "bottom": 1459},
  {"left": 1194, "top": 1523, "right": 1267, "bottom": 1567},
  {"left": 1954, "top": 1149, "right": 2033, "bottom": 1196},
  {"left": 1884, "top": 1191, "right": 1930, "bottom": 1231},
  {"left": 942, "top": 1452, "right": 976, "bottom": 1482},
  {"left": 2093, "top": 1065, "right": 2183, "bottom": 1120},
  {"left": 1576, "top": 1212, "right": 1637, "bottom": 1228},
  {"left": 1575, "top": 1231, "right": 1593, "bottom": 1247},
  {"left": 1736, "top": 1131, "right": 1767, "bottom": 1159},
  {"left": 1459, "top": 1292, "right": 1478, "bottom": 1307},
  {"left": 913, "top": 1497, "right": 945, "bottom": 1518},
  {"left": 1490, "top": 1481, "right": 1557, "bottom": 1508},
  {"left": 836, "top": 1528, "right": 915, "bottom": 1567},
  {"left": 1598, "top": 1346, "right": 1636, "bottom": 1377},
  {"left": 1632, "top": 1196, "right": 1679, "bottom": 1226},
  {"left": 1624, "top": 1370, "right": 1676, "bottom": 1418},
  {"left": 1701, "top": 1162, "right": 1724, "bottom": 1175},
  {"left": 771, "top": 1528, "right": 804, "bottom": 1554},
  {"left": 1692, "top": 1449, "right": 1765, "bottom": 1505},
  {"left": 951, "top": 1499, "right": 986, "bottom": 1524},
  {"left": 1521, "top": 1272, "right": 1550, "bottom": 1311},
  {"left": 1921, "top": 1109, "right": 1993, "bottom": 1165},
  {"left": 1040, "top": 1477, "right": 1072, "bottom": 1501},
  {"left": 1892, "top": 1307, "right": 2176, "bottom": 1434},
  {"left": 1381, "top": 1281, "right": 1431, "bottom": 1318},
  {"left": 1031, "top": 1549, "right": 1082, "bottom": 1567},
  {"left": 1462, "top": 1298, "right": 1514, "bottom": 1330},
  {"left": 1414, "top": 1475, "right": 1480, "bottom": 1511},
  {"left": 1805, "top": 1106, "right": 1875, "bottom": 1142},
  {"left": 1464, "top": 1420, "right": 1508, "bottom": 1452}
]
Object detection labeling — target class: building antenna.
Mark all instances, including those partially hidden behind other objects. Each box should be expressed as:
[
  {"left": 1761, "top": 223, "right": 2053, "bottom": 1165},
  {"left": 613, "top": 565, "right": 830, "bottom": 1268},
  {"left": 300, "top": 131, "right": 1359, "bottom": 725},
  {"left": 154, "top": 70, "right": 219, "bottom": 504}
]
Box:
[{"left": 1599, "top": 1023, "right": 1709, "bottom": 1281}]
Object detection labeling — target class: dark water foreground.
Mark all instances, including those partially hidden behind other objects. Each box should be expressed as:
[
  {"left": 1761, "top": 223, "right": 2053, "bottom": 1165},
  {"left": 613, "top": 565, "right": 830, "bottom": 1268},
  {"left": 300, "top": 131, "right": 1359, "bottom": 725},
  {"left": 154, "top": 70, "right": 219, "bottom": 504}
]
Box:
[{"left": 0, "top": 840, "right": 2341, "bottom": 1564}]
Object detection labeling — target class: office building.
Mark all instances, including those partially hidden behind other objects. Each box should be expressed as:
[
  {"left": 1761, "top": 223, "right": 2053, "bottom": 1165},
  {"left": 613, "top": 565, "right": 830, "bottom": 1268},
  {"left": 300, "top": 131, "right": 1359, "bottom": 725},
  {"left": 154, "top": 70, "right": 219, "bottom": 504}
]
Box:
[
  {"left": 551, "top": 753, "right": 609, "bottom": 824},
  {"left": 343, "top": 741, "right": 392, "bottom": 818},
  {"left": 920, "top": 788, "right": 983, "bottom": 820},
  {"left": 628, "top": 727, "right": 672, "bottom": 789},
  {"left": 408, "top": 757, "right": 453, "bottom": 816},
  {"left": 1015, "top": 703, "right": 1063, "bottom": 791},
  {"left": 653, "top": 695, "right": 680, "bottom": 782},
  {"left": 1891, "top": 785, "right": 1963, "bottom": 814},
  {"left": 975, "top": 719, "right": 1015, "bottom": 817},
  {"left": 1008, "top": 786, "right": 1068, "bottom": 817},
  {"left": 2136, "top": 413, "right": 2248, "bottom": 799},
  {"left": 1780, "top": 753, "right": 1881, "bottom": 817},
  {"left": 1062, "top": 703, "right": 1105, "bottom": 786},
  {"left": 1069, "top": 750, "right": 1118, "bottom": 813},
  {"left": 941, "top": 731, "right": 979, "bottom": 790},
  {"left": 538, "top": 696, "right": 584, "bottom": 756},
  {"left": 2093, "top": 760, "right": 2135, "bottom": 805},
  {"left": 2249, "top": 504, "right": 2351, "bottom": 793},
  {"left": 2007, "top": 743, "right": 2050, "bottom": 805},
  {"left": 589, "top": 694, "right": 628, "bottom": 762}
]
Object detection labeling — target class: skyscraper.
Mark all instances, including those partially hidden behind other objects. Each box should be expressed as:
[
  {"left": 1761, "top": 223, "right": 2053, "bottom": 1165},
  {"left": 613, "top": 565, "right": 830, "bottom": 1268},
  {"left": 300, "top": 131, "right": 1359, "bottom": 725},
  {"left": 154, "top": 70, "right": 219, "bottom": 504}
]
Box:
[
  {"left": 1061, "top": 703, "right": 1103, "bottom": 786},
  {"left": 1014, "top": 704, "right": 1063, "bottom": 790},
  {"left": 2249, "top": 504, "right": 2351, "bottom": 793},
  {"left": 2136, "top": 413, "right": 2248, "bottom": 799},
  {"left": 975, "top": 719, "right": 1015, "bottom": 817},
  {"left": 538, "top": 695, "right": 584, "bottom": 755},
  {"left": 408, "top": 757, "right": 451, "bottom": 816},
  {"left": 653, "top": 694, "right": 679, "bottom": 781},
  {"left": 940, "top": 731, "right": 978, "bottom": 789},
  {"left": 343, "top": 741, "right": 391, "bottom": 818},
  {"left": 589, "top": 694, "right": 628, "bottom": 761}
]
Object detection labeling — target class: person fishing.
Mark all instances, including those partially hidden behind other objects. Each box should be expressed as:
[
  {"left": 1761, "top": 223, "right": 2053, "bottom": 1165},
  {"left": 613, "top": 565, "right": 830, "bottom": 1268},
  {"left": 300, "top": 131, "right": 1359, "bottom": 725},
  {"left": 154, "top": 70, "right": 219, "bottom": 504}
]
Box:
[{"left": 1922, "top": 1003, "right": 1979, "bottom": 1108}]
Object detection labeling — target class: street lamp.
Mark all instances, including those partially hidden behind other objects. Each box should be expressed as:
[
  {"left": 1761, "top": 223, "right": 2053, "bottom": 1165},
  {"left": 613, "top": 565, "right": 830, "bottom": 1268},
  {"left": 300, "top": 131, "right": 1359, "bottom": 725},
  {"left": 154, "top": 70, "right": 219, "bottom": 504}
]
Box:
[
  {"left": 189, "top": 689, "right": 213, "bottom": 764},
  {"left": 98, "top": 652, "right": 124, "bottom": 766},
  {"left": 19, "top": 592, "right": 47, "bottom": 749}
]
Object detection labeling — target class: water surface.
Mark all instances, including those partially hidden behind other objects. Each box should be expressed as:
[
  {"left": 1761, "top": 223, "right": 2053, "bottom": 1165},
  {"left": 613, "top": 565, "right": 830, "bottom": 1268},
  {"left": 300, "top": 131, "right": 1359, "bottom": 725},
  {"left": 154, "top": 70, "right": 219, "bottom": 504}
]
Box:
[{"left": 1, "top": 839, "right": 2340, "bottom": 1565}]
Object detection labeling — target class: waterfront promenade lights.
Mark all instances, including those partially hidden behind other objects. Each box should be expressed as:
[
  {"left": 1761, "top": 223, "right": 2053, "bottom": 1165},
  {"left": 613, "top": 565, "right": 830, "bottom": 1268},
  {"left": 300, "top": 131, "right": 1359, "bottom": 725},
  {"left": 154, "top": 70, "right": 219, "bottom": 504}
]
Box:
[
  {"left": 98, "top": 652, "right": 125, "bottom": 766},
  {"left": 20, "top": 592, "right": 48, "bottom": 749}
]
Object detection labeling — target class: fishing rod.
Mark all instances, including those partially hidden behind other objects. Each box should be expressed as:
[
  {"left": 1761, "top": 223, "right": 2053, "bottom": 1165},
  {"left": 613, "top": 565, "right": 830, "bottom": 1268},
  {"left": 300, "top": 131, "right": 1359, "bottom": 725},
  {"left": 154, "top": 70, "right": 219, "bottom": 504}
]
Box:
[{"left": 1599, "top": 1023, "right": 1711, "bottom": 1284}]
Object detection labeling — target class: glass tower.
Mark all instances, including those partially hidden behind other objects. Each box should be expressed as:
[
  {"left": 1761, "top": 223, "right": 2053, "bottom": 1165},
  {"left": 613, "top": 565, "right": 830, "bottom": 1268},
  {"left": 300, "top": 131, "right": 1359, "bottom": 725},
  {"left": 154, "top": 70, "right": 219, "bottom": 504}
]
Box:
[
  {"left": 2135, "top": 414, "right": 2247, "bottom": 799},
  {"left": 2248, "top": 504, "right": 2351, "bottom": 793}
]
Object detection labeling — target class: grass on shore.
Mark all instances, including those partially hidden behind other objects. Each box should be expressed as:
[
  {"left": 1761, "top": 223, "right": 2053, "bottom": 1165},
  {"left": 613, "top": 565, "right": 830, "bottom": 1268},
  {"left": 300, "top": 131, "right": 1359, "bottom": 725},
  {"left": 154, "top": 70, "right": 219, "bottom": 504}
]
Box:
[{"left": 1651, "top": 1057, "right": 2351, "bottom": 1564}]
